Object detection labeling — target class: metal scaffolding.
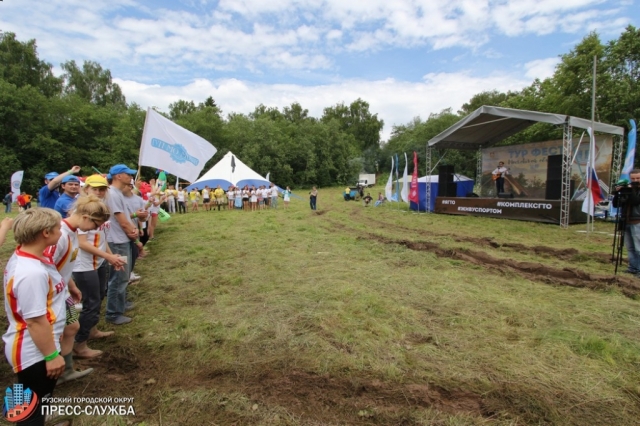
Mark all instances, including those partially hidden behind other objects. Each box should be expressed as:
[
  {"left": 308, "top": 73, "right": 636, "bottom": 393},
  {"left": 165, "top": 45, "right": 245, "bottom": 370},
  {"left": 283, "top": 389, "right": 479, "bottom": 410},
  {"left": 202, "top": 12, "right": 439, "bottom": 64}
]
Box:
[
  {"left": 610, "top": 134, "right": 623, "bottom": 189},
  {"left": 560, "top": 125, "right": 573, "bottom": 228},
  {"left": 475, "top": 146, "right": 483, "bottom": 195}
]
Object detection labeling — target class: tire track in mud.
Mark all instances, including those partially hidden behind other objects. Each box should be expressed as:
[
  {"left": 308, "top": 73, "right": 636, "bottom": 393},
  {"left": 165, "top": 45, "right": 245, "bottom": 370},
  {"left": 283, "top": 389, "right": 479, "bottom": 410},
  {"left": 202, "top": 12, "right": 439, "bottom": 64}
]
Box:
[
  {"left": 323, "top": 218, "right": 640, "bottom": 299},
  {"left": 360, "top": 215, "right": 613, "bottom": 264}
]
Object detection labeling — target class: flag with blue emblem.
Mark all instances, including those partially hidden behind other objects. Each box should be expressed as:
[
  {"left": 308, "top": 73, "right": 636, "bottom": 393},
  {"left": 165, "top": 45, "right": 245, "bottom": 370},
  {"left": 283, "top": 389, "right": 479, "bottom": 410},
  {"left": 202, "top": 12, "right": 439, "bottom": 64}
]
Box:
[{"left": 139, "top": 108, "right": 217, "bottom": 182}]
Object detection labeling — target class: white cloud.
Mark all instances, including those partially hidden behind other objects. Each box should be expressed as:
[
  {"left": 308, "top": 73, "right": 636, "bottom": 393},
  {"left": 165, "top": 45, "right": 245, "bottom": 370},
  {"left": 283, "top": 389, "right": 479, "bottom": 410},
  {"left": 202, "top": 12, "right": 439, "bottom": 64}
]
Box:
[
  {"left": 0, "top": 0, "right": 631, "bottom": 77},
  {"left": 115, "top": 71, "right": 530, "bottom": 142},
  {"left": 524, "top": 57, "right": 560, "bottom": 80}
]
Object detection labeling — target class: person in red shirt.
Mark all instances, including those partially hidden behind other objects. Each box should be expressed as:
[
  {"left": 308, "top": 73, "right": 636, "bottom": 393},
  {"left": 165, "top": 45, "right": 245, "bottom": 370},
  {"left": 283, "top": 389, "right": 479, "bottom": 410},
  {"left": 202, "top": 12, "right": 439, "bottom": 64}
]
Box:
[{"left": 16, "top": 192, "right": 26, "bottom": 212}]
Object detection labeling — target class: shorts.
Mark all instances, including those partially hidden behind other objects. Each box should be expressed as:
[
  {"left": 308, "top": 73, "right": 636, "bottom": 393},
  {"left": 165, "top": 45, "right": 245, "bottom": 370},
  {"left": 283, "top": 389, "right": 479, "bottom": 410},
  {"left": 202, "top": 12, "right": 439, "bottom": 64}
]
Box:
[
  {"left": 65, "top": 297, "right": 79, "bottom": 325},
  {"left": 203, "top": 198, "right": 210, "bottom": 203},
  {"left": 151, "top": 212, "right": 158, "bottom": 217}
]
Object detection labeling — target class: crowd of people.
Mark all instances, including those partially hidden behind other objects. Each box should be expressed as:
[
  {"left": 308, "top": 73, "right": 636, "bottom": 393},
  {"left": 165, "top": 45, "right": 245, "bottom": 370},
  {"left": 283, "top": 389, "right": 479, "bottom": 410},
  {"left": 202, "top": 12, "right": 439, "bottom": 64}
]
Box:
[
  {"left": 161, "top": 183, "right": 292, "bottom": 212},
  {"left": 1, "top": 164, "right": 167, "bottom": 426}
]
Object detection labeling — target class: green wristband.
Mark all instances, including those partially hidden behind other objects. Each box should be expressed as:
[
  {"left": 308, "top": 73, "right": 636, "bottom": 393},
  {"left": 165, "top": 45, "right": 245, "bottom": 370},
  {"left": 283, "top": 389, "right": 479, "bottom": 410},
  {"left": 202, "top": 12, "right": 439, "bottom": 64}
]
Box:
[
  {"left": 44, "top": 350, "right": 59, "bottom": 361},
  {"left": 67, "top": 169, "right": 73, "bottom": 174},
  {"left": 132, "top": 213, "right": 137, "bottom": 218}
]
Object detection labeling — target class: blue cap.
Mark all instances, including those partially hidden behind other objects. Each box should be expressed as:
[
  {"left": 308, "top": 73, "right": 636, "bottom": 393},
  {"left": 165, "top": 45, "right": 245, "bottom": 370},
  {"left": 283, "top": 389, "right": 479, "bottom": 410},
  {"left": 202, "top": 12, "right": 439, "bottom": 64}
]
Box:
[
  {"left": 61, "top": 175, "right": 80, "bottom": 184},
  {"left": 109, "top": 164, "right": 137, "bottom": 176},
  {"left": 44, "top": 172, "right": 59, "bottom": 180}
]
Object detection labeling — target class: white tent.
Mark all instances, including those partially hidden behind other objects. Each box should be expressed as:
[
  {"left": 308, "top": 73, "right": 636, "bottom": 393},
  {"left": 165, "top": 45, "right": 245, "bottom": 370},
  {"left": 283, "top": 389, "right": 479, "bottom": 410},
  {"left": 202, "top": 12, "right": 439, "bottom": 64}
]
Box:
[
  {"left": 185, "top": 151, "right": 270, "bottom": 190},
  {"left": 395, "top": 174, "right": 474, "bottom": 184}
]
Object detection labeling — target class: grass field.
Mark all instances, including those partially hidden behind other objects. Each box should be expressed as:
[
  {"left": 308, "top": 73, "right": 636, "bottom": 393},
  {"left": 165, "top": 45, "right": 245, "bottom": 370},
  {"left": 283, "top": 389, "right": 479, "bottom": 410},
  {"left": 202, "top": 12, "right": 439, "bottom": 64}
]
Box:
[{"left": 2, "top": 187, "right": 640, "bottom": 425}]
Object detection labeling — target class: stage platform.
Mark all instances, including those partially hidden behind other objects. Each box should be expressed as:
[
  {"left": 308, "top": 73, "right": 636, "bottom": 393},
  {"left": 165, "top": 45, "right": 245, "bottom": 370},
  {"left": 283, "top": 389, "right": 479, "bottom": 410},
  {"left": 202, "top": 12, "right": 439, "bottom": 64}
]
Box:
[{"left": 434, "top": 197, "right": 588, "bottom": 224}]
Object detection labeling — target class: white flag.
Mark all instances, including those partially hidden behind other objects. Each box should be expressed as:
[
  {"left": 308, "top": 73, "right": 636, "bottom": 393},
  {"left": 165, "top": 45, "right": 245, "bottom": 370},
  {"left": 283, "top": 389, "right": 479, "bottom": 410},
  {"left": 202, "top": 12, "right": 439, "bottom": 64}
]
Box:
[
  {"left": 385, "top": 156, "right": 394, "bottom": 201},
  {"left": 139, "top": 108, "right": 217, "bottom": 182},
  {"left": 401, "top": 153, "right": 409, "bottom": 203},
  {"left": 10, "top": 171, "right": 23, "bottom": 202}
]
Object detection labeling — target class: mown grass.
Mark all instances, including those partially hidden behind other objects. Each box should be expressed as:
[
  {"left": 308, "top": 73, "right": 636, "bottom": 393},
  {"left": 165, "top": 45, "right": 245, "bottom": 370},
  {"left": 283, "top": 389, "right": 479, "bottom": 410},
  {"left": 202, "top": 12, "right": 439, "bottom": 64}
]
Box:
[{"left": 1, "top": 188, "right": 639, "bottom": 425}]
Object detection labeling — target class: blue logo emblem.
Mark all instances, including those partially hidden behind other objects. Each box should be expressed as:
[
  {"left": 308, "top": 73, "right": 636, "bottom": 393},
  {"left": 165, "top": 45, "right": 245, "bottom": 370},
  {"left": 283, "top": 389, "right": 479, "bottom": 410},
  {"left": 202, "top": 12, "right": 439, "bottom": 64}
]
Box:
[{"left": 151, "top": 139, "right": 199, "bottom": 166}]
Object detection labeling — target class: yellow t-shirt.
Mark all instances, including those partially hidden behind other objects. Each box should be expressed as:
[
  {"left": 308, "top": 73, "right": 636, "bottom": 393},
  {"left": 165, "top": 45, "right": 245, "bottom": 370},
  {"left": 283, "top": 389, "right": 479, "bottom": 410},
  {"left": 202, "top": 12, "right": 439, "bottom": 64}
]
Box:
[
  {"left": 189, "top": 191, "right": 198, "bottom": 201},
  {"left": 214, "top": 188, "right": 224, "bottom": 199}
]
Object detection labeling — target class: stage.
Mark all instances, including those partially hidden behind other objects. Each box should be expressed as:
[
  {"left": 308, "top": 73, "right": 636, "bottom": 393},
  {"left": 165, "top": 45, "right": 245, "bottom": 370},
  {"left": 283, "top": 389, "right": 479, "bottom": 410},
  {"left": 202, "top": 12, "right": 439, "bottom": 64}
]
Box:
[{"left": 434, "top": 197, "right": 588, "bottom": 224}]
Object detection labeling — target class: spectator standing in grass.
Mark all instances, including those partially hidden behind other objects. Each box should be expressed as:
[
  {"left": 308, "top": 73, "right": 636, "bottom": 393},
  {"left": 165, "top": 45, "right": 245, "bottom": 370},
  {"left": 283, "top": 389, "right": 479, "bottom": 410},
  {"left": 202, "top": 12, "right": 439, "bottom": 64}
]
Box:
[
  {"left": 283, "top": 186, "right": 291, "bottom": 210},
  {"left": 54, "top": 175, "right": 82, "bottom": 218},
  {"left": 39, "top": 166, "right": 81, "bottom": 209},
  {"left": 105, "top": 164, "right": 139, "bottom": 326},
  {"left": 74, "top": 175, "right": 127, "bottom": 355},
  {"left": 189, "top": 188, "right": 199, "bottom": 212},
  {"left": 363, "top": 192, "right": 373, "bottom": 207},
  {"left": 3, "top": 208, "right": 67, "bottom": 426},
  {"left": 166, "top": 185, "right": 177, "bottom": 214},
  {"left": 177, "top": 187, "right": 187, "bottom": 214},
  {"left": 16, "top": 192, "right": 26, "bottom": 212},
  {"left": 309, "top": 186, "right": 318, "bottom": 210},
  {"left": 270, "top": 183, "right": 279, "bottom": 209},
  {"left": 45, "top": 195, "right": 111, "bottom": 383},
  {"left": 3, "top": 191, "right": 12, "bottom": 213}
]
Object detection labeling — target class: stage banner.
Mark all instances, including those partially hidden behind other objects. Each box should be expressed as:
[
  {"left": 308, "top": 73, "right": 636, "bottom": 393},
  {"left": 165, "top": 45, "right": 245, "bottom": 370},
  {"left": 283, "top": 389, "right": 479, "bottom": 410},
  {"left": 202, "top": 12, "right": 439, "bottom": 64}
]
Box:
[{"left": 480, "top": 136, "right": 613, "bottom": 198}]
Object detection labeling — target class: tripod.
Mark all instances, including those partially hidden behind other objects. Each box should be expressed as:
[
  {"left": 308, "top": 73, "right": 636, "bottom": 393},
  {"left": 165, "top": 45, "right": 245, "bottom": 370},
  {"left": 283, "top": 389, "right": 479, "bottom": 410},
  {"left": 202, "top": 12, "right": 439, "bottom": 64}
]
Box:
[{"left": 611, "top": 195, "right": 630, "bottom": 275}]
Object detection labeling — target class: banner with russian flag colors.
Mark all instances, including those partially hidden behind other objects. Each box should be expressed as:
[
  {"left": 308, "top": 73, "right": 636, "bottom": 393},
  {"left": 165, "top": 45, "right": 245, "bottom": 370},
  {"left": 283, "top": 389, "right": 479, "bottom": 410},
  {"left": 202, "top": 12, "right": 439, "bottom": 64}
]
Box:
[
  {"left": 409, "top": 152, "right": 419, "bottom": 203},
  {"left": 582, "top": 127, "right": 605, "bottom": 215}
]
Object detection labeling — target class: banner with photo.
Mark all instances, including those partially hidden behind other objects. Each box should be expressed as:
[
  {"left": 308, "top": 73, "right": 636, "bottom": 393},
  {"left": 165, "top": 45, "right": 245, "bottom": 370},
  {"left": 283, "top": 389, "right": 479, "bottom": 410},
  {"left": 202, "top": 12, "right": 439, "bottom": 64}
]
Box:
[{"left": 481, "top": 136, "right": 613, "bottom": 198}]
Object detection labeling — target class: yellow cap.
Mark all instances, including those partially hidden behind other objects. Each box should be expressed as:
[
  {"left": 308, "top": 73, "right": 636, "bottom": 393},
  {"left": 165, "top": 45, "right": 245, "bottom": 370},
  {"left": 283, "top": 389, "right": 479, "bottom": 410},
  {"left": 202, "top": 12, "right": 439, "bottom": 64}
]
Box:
[{"left": 84, "top": 174, "right": 109, "bottom": 188}]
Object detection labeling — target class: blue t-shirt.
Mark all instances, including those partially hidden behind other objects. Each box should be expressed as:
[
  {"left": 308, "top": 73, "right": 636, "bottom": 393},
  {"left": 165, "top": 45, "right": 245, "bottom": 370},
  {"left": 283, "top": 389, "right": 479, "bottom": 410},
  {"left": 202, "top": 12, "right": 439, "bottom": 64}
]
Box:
[
  {"left": 53, "top": 193, "right": 76, "bottom": 218},
  {"left": 39, "top": 185, "right": 60, "bottom": 209}
]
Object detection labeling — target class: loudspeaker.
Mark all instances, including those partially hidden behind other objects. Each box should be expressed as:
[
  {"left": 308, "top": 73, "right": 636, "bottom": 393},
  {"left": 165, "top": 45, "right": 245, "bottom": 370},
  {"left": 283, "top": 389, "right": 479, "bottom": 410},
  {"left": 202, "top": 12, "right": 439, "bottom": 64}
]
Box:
[
  {"left": 498, "top": 192, "right": 514, "bottom": 198},
  {"left": 438, "top": 165, "right": 455, "bottom": 197},
  {"left": 545, "top": 179, "right": 575, "bottom": 200},
  {"left": 547, "top": 155, "right": 562, "bottom": 181}
]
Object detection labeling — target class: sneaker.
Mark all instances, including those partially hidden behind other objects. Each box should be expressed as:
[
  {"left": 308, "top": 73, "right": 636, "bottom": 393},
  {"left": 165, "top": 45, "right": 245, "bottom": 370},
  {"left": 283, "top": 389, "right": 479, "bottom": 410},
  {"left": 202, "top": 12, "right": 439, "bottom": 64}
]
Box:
[
  {"left": 57, "top": 367, "right": 94, "bottom": 385},
  {"left": 130, "top": 272, "right": 141, "bottom": 281},
  {"left": 106, "top": 315, "right": 132, "bottom": 325},
  {"left": 125, "top": 301, "right": 135, "bottom": 311}
]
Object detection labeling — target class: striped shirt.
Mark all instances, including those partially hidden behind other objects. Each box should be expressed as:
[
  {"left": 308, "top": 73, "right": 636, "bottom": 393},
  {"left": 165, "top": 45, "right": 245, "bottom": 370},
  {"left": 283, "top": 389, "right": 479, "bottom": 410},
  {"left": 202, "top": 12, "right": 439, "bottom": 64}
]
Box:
[
  {"left": 44, "top": 220, "right": 79, "bottom": 284},
  {"left": 3, "top": 249, "right": 66, "bottom": 373}
]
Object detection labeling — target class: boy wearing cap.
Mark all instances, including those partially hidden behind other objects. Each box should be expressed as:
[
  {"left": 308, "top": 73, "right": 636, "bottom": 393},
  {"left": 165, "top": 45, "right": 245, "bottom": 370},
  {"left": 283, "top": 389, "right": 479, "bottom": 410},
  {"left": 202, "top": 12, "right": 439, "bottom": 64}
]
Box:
[
  {"left": 54, "top": 175, "right": 81, "bottom": 218},
  {"left": 105, "top": 164, "right": 139, "bottom": 325},
  {"left": 39, "top": 166, "right": 81, "bottom": 209}
]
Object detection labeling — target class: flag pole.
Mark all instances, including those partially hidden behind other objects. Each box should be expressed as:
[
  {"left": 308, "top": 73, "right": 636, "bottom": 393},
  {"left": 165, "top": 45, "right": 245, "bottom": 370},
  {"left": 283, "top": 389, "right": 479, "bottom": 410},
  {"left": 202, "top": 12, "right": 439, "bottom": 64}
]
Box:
[{"left": 588, "top": 55, "right": 597, "bottom": 233}]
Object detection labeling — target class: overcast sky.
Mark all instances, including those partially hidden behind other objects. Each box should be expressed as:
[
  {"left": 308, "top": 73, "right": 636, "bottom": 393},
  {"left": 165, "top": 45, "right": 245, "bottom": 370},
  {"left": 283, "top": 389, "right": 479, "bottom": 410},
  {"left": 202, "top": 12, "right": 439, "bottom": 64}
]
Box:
[{"left": 1, "top": 0, "right": 635, "bottom": 141}]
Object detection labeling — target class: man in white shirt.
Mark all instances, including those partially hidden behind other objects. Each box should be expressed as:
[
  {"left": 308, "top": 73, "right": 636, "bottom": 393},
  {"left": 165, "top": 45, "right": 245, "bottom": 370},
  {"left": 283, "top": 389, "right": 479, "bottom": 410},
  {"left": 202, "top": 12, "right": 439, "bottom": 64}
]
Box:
[
  {"left": 491, "top": 161, "right": 510, "bottom": 195},
  {"left": 270, "top": 183, "right": 279, "bottom": 209}
]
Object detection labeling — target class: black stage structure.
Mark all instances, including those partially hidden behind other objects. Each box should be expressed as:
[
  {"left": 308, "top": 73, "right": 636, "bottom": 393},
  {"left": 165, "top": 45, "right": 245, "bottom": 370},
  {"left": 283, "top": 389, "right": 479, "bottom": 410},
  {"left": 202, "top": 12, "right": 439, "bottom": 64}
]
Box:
[{"left": 426, "top": 106, "right": 625, "bottom": 227}]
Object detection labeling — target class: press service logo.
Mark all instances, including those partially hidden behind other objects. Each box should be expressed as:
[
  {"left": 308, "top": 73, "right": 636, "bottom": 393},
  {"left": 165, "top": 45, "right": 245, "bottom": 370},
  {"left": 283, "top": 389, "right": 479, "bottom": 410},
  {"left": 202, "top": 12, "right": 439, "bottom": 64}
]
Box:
[{"left": 2, "top": 384, "right": 37, "bottom": 423}]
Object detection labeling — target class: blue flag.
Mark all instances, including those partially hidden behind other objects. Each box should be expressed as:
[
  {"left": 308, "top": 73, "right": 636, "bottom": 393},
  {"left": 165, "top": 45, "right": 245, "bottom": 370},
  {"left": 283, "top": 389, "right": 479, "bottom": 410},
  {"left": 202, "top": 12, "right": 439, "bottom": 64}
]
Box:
[{"left": 621, "top": 119, "right": 637, "bottom": 182}]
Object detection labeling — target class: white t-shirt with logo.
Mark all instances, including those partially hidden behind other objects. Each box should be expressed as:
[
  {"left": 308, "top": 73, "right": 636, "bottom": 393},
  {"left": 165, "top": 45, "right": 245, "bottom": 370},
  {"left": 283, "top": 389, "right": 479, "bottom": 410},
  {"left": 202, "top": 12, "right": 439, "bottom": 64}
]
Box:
[
  {"left": 74, "top": 223, "right": 109, "bottom": 272},
  {"left": 45, "top": 219, "right": 79, "bottom": 285},
  {"left": 3, "top": 249, "right": 66, "bottom": 373}
]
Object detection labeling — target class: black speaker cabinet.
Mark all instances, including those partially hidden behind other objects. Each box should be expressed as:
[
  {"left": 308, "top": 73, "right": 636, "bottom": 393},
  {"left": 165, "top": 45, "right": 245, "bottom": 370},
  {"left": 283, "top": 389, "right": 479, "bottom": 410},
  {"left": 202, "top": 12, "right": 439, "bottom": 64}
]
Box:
[
  {"left": 438, "top": 165, "right": 455, "bottom": 197},
  {"left": 547, "top": 155, "right": 563, "bottom": 181},
  {"left": 546, "top": 179, "right": 575, "bottom": 200}
]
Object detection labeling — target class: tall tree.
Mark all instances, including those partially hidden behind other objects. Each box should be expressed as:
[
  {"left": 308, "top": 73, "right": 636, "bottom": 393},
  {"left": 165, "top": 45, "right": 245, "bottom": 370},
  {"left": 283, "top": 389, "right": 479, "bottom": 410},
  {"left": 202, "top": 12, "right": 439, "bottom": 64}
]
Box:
[
  {"left": 0, "top": 31, "right": 62, "bottom": 97},
  {"left": 61, "top": 60, "right": 126, "bottom": 107}
]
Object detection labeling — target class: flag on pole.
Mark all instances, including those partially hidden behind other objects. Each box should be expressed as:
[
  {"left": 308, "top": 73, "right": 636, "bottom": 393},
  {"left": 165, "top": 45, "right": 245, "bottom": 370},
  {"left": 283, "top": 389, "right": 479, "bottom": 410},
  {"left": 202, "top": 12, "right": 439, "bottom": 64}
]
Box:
[
  {"left": 582, "top": 127, "right": 605, "bottom": 215},
  {"left": 409, "top": 152, "right": 419, "bottom": 203},
  {"left": 401, "top": 153, "right": 409, "bottom": 203},
  {"left": 620, "top": 119, "right": 637, "bottom": 182},
  {"left": 385, "top": 156, "right": 394, "bottom": 201},
  {"left": 139, "top": 108, "right": 217, "bottom": 182},
  {"left": 265, "top": 172, "right": 270, "bottom": 182},
  {"left": 10, "top": 171, "right": 23, "bottom": 202},
  {"left": 231, "top": 155, "right": 237, "bottom": 173}
]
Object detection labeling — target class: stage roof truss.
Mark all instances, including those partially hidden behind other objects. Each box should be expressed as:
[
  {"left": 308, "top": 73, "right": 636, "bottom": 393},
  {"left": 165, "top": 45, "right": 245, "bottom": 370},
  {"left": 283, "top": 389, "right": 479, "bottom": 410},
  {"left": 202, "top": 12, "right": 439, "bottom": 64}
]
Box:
[{"left": 428, "top": 106, "right": 624, "bottom": 150}]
